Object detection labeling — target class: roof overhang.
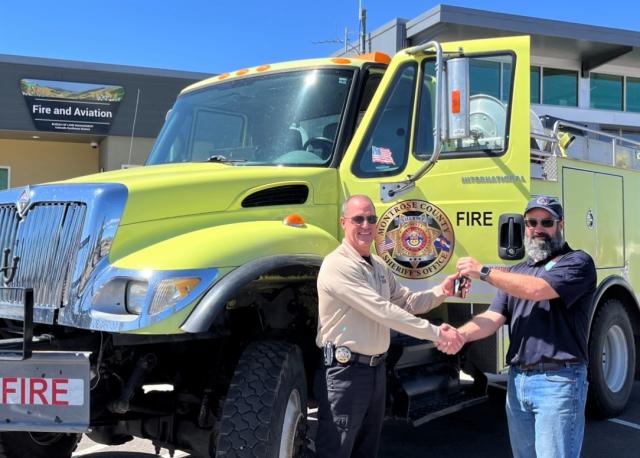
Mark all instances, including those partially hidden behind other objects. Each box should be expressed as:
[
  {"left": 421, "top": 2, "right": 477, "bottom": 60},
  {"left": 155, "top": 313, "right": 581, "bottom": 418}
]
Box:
[{"left": 403, "top": 5, "right": 639, "bottom": 75}]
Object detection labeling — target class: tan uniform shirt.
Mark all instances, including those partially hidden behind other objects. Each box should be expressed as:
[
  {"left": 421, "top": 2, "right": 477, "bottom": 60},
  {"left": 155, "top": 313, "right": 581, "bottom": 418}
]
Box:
[{"left": 316, "top": 240, "right": 445, "bottom": 355}]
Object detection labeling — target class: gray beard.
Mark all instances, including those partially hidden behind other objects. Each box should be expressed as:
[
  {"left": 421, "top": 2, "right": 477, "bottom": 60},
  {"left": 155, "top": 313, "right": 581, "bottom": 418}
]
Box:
[{"left": 525, "top": 231, "right": 565, "bottom": 262}]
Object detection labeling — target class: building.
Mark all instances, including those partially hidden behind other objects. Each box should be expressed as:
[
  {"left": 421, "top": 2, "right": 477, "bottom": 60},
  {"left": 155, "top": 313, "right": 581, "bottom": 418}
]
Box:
[
  {"left": 348, "top": 4, "right": 640, "bottom": 140},
  {"left": 0, "top": 54, "right": 209, "bottom": 189}
]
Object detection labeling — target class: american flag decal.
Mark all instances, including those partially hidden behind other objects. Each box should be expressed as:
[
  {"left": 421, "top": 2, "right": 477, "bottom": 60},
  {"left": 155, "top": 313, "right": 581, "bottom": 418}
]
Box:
[
  {"left": 378, "top": 237, "right": 395, "bottom": 253},
  {"left": 372, "top": 145, "right": 395, "bottom": 165},
  {"left": 434, "top": 235, "right": 451, "bottom": 252}
]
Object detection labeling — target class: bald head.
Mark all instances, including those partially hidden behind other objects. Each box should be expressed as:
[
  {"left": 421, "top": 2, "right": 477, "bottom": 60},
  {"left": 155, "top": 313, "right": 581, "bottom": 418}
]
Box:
[{"left": 341, "top": 195, "right": 375, "bottom": 217}]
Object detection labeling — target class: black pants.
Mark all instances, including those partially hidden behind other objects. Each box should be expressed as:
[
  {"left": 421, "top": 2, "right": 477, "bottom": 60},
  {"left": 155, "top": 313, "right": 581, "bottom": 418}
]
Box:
[{"left": 314, "top": 362, "right": 386, "bottom": 458}]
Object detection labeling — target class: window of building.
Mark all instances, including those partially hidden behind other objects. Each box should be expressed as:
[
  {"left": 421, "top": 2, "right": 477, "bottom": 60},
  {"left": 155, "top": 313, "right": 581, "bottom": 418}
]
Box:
[
  {"left": 590, "top": 73, "right": 623, "bottom": 110},
  {"left": 469, "top": 60, "right": 512, "bottom": 103},
  {"left": 0, "top": 168, "right": 9, "bottom": 190},
  {"left": 627, "top": 77, "right": 640, "bottom": 113},
  {"left": 531, "top": 66, "right": 541, "bottom": 104},
  {"left": 543, "top": 68, "right": 578, "bottom": 106}
]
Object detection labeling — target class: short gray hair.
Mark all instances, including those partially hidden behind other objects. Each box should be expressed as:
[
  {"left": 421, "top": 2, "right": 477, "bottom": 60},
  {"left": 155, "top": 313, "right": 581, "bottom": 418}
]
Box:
[{"left": 341, "top": 195, "right": 375, "bottom": 216}]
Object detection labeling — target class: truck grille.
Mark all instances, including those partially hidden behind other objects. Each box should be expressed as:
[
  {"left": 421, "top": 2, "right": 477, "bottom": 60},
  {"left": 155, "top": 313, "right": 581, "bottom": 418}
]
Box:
[{"left": 0, "top": 202, "right": 86, "bottom": 309}]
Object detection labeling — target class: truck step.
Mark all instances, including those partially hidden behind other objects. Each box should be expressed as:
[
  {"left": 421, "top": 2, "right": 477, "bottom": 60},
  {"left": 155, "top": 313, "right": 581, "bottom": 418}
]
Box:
[{"left": 408, "top": 389, "right": 488, "bottom": 426}]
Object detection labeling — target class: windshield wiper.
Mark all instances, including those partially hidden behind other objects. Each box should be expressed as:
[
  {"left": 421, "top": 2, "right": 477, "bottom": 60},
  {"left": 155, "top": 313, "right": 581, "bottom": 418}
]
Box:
[{"left": 206, "top": 155, "right": 247, "bottom": 163}]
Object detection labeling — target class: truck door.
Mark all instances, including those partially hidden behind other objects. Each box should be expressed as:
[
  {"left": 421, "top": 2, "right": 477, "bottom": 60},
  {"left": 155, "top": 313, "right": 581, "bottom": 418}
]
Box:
[{"left": 339, "top": 36, "right": 532, "bottom": 299}]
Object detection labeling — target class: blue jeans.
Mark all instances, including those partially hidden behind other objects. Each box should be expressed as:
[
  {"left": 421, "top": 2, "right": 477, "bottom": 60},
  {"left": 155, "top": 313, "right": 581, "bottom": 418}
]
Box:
[{"left": 506, "top": 364, "right": 588, "bottom": 458}]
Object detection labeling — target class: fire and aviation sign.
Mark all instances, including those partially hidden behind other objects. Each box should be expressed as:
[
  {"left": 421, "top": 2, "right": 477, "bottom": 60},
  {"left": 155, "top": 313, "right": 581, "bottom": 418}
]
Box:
[{"left": 20, "top": 79, "right": 125, "bottom": 134}]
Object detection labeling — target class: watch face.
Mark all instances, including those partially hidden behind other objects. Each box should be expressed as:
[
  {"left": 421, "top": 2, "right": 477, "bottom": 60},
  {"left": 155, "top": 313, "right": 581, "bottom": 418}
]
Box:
[{"left": 480, "top": 266, "right": 491, "bottom": 280}]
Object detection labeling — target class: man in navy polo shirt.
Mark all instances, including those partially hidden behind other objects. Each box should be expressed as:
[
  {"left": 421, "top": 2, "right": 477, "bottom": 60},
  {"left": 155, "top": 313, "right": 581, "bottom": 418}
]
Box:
[{"left": 451, "top": 196, "right": 596, "bottom": 458}]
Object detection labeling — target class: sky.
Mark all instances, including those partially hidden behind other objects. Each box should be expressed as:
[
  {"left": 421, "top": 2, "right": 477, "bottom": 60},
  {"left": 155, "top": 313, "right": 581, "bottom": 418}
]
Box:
[{"left": 0, "top": 0, "right": 638, "bottom": 76}]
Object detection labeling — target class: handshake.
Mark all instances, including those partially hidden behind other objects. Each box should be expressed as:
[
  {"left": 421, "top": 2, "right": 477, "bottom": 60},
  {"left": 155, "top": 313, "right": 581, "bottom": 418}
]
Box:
[{"left": 436, "top": 323, "right": 466, "bottom": 355}]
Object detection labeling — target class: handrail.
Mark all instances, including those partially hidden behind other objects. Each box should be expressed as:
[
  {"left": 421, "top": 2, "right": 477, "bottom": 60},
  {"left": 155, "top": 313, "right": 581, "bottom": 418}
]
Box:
[{"left": 551, "top": 120, "right": 640, "bottom": 166}]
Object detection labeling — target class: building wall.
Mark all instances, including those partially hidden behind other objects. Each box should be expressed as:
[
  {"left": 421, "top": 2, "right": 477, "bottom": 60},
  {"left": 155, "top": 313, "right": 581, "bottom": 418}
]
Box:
[
  {"left": 100, "top": 135, "right": 156, "bottom": 170},
  {"left": 0, "top": 58, "right": 205, "bottom": 138},
  {"left": 0, "top": 55, "right": 209, "bottom": 187},
  {"left": 0, "top": 138, "right": 99, "bottom": 187}
]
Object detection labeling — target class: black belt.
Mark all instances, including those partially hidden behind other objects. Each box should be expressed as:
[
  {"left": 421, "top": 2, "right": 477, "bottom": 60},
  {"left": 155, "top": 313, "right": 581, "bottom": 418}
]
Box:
[
  {"left": 325, "top": 348, "right": 387, "bottom": 367},
  {"left": 348, "top": 352, "right": 387, "bottom": 367},
  {"left": 514, "top": 360, "right": 583, "bottom": 372}
]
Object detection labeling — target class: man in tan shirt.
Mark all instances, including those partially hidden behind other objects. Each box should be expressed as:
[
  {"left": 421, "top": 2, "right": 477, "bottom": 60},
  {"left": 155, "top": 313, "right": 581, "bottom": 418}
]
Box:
[{"left": 314, "top": 195, "right": 465, "bottom": 458}]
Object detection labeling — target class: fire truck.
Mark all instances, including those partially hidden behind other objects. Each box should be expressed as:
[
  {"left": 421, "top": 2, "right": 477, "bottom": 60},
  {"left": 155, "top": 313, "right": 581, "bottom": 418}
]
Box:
[{"left": 0, "top": 36, "right": 636, "bottom": 457}]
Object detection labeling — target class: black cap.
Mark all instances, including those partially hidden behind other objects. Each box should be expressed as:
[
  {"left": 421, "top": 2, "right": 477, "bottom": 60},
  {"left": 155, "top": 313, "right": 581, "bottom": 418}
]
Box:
[{"left": 525, "top": 196, "right": 563, "bottom": 219}]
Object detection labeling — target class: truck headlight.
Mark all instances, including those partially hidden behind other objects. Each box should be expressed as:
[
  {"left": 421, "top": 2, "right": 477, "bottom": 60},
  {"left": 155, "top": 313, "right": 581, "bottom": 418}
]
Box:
[
  {"left": 149, "top": 278, "right": 201, "bottom": 315},
  {"left": 126, "top": 280, "right": 149, "bottom": 315}
]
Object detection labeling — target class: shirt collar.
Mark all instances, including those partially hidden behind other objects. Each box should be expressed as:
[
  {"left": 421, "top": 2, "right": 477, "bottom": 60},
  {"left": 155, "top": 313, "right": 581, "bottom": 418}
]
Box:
[{"left": 340, "top": 239, "right": 373, "bottom": 266}]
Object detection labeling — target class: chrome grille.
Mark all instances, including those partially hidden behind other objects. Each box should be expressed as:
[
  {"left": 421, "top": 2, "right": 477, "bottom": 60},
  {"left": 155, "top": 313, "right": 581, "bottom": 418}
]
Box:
[{"left": 0, "top": 202, "right": 86, "bottom": 309}]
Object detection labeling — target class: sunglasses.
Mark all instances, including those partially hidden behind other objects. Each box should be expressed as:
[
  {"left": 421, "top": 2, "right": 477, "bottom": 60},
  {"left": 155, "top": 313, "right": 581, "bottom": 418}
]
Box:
[
  {"left": 524, "top": 218, "right": 558, "bottom": 228},
  {"left": 348, "top": 215, "right": 378, "bottom": 225}
]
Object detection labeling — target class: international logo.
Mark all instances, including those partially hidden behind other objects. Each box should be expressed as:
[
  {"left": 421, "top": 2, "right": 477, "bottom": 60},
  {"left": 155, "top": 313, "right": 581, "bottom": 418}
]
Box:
[
  {"left": 374, "top": 200, "right": 454, "bottom": 279},
  {"left": 16, "top": 187, "right": 31, "bottom": 219}
]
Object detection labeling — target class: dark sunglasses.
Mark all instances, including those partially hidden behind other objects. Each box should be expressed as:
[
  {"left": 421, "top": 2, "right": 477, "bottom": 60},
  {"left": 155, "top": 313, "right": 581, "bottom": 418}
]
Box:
[
  {"left": 524, "top": 218, "right": 558, "bottom": 228},
  {"left": 349, "top": 215, "right": 378, "bottom": 225}
]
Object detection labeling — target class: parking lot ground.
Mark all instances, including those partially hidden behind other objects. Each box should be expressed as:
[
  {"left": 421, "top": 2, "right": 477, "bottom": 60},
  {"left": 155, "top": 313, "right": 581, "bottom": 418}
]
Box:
[
  {"left": 73, "top": 381, "right": 639, "bottom": 457},
  {"left": 379, "top": 381, "right": 640, "bottom": 458}
]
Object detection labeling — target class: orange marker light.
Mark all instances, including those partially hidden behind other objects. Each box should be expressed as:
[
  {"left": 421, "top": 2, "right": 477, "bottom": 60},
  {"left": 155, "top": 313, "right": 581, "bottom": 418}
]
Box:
[
  {"left": 331, "top": 58, "right": 352, "bottom": 65},
  {"left": 283, "top": 214, "right": 306, "bottom": 227},
  {"left": 355, "top": 52, "right": 391, "bottom": 64},
  {"left": 451, "top": 90, "right": 461, "bottom": 114},
  {"left": 236, "top": 69, "right": 249, "bottom": 76},
  {"left": 256, "top": 65, "right": 271, "bottom": 72},
  {"left": 218, "top": 73, "right": 230, "bottom": 80}
]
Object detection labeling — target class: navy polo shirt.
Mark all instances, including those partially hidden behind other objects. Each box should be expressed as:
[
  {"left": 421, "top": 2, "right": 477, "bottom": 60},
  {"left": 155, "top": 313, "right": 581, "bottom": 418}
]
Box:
[{"left": 489, "top": 243, "right": 596, "bottom": 366}]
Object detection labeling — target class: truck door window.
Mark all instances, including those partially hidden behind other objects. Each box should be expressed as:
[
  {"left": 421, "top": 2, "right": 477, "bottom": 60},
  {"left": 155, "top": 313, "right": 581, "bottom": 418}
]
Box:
[
  {"left": 415, "top": 54, "right": 514, "bottom": 159},
  {"left": 352, "top": 63, "right": 417, "bottom": 178},
  {"left": 355, "top": 68, "right": 385, "bottom": 127}
]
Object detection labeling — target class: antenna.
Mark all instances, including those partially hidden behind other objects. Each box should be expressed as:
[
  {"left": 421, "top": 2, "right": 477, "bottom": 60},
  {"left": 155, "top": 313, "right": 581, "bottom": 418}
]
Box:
[
  {"left": 127, "top": 88, "right": 141, "bottom": 165},
  {"left": 312, "top": 1, "right": 367, "bottom": 55},
  {"left": 359, "top": 1, "right": 367, "bottom": 54}
]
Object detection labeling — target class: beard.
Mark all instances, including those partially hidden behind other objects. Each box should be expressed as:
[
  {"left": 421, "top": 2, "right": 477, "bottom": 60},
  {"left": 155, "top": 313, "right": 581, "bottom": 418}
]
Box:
[{"left": 525, "top": 230, "right": 565, "bottom": 262}]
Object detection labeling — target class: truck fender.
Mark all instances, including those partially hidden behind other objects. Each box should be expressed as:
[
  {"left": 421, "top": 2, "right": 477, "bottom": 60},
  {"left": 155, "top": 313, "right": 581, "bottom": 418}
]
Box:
[
  {"left": 589, "top": 275, "right": 639, "bottom": 332},
  {"left": 111, "top": 220, "right": 338, "bottom": 270},
  {"left": 181, "top": 254, "right": 324, "bottom": 333}
]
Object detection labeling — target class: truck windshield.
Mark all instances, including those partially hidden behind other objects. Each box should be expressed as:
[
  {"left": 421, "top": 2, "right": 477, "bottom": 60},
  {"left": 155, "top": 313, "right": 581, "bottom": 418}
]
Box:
[{"left": 146, "top": 68, "right": 355, "bottom": 166}]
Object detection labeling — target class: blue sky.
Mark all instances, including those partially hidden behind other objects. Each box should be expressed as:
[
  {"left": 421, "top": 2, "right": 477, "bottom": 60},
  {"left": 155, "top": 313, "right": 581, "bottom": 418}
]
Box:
[{"left": 0, "top": 0, "right": 637, "bottom": 75}]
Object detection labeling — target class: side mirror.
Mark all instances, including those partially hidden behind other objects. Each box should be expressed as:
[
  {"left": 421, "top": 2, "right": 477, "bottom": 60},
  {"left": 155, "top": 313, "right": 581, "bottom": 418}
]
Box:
[
  {"left": 498, "top": 213, "right": 525, "bottom": 260},
  {"left": 445, "top": 57, "right": 470, "bottom": 140}
]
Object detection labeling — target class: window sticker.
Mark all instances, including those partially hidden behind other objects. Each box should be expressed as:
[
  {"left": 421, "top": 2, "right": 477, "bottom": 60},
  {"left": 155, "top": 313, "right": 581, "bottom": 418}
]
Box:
[{"left": 371, "top": 145, "right": 395, "bottom": 165}]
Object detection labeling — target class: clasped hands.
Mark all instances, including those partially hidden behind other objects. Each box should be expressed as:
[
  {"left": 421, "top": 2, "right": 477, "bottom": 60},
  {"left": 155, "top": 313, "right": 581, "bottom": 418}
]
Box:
[
  {"left": 434, "top": 271, "right": 471, "bottom": 355},
  {"left": 436, "top": 323, "right": 465, "bottom": 355}
]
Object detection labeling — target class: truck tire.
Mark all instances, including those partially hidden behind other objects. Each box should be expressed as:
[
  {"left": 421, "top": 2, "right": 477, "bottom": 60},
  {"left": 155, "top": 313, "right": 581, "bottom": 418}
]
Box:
[
  {"left": 214, "top": 341, "right": 308, "bottom": 457},
  {"left": 0, "top": 432, "right": 81, "bottom": 458},
  {"left": 587, "top": 299, "right": 636, "bottom": 418}
]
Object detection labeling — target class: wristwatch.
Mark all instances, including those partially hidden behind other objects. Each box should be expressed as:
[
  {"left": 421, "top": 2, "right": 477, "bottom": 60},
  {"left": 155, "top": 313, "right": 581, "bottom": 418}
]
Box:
[{"left": 479, "top": 265, "right": 492, "bottom": 282}]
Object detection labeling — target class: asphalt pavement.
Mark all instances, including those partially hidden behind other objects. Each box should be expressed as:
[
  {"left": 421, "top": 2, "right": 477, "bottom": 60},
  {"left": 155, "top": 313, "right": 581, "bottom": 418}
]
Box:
[{"left": 72, "top": 381, "right": 640, "bottom": 457}]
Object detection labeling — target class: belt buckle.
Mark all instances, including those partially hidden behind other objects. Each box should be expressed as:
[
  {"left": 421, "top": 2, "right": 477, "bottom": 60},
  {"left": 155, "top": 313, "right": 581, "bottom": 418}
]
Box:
[
  {"left": 369, "top": 353, "right": 385, "bottom": 366},
  {"left": 334, "top": 346, "right": 352, "bottom": 364}
]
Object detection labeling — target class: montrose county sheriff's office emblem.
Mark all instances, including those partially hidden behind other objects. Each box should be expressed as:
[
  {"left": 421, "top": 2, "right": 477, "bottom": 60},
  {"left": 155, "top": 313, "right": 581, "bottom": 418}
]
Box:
[{"left": 374, "top": 200, "right": 454, "bottom": 279}]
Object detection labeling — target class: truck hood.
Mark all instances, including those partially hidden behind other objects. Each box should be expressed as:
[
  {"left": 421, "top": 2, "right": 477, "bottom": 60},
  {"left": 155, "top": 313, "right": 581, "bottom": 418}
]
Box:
[{"left": 65, "top": 163, "right": 335, "bottom": 225}]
